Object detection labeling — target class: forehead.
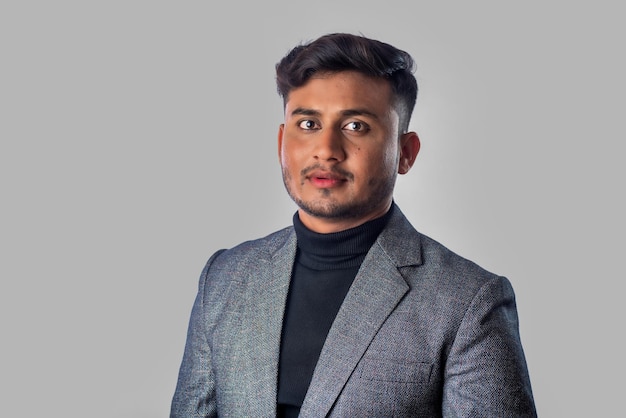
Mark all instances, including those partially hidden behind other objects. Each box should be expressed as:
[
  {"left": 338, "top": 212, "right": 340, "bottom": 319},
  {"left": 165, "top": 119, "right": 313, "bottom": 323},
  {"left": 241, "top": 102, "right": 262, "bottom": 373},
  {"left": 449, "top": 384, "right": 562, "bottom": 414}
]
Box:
[{"left": 284, "top": 71, "right": 395, "bottom": 115}]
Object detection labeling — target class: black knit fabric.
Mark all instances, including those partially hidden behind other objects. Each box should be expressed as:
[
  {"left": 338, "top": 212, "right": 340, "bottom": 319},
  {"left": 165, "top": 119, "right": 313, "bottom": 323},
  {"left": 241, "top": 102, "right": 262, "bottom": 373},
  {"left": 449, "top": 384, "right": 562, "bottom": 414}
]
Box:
[{"left": 277, "top": 206, "right": 394, "bottom": 417}]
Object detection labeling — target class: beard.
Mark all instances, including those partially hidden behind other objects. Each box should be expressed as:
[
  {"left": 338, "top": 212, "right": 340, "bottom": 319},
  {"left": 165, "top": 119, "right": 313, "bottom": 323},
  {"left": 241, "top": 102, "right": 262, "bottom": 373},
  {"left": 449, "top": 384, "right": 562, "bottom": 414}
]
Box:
[{"left": 281, "top": 164, "right": 397, "bottom": 221}]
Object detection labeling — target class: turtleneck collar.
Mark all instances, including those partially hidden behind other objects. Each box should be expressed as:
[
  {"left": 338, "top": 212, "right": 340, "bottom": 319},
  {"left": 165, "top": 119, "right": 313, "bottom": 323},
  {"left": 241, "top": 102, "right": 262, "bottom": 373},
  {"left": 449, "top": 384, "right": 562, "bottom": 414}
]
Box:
[{"left": 292, "top": 205, "right": 394, "bottom": 270}]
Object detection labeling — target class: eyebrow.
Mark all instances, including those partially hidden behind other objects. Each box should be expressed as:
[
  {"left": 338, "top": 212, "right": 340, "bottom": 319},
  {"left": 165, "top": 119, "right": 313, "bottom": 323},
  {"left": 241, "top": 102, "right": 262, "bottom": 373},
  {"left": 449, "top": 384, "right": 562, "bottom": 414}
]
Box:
[{"left": 290, "top": 107, "right": 380, "bottom": 120}]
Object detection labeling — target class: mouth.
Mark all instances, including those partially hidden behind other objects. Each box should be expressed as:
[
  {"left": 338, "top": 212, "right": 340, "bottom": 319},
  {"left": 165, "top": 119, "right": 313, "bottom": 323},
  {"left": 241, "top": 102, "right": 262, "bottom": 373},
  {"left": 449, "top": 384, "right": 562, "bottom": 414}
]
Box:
[{"left": 306, "top": 170, "right": 348, "bottom": 188}]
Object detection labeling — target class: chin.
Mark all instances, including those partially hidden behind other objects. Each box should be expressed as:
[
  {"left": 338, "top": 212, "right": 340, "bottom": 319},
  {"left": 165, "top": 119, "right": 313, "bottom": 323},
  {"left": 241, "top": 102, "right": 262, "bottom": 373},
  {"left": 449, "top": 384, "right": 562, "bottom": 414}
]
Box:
[{"left": 298, "top": 199, "right": 372, "bottom": 220}]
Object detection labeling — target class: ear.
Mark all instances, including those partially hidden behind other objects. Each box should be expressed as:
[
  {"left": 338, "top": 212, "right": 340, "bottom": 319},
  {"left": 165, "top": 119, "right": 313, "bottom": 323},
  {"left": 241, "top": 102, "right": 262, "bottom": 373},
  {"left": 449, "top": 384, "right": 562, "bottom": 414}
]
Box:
[
  {"left": 398, "top": 131, "right": 420, "bottom": 174},
  {"left": 277, "top": 124, "right": 285, "bottom": 163}
]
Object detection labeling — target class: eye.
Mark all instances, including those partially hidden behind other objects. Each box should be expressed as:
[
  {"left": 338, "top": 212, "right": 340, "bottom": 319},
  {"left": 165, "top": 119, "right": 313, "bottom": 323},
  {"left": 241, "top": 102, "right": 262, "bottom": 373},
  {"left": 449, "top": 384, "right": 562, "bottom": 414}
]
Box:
[
  {"left": 298, "top": 120, "right": 319, "bottom": 130},
  {"left": 343, "top": 121, "right": 369, "bottom": 132}
]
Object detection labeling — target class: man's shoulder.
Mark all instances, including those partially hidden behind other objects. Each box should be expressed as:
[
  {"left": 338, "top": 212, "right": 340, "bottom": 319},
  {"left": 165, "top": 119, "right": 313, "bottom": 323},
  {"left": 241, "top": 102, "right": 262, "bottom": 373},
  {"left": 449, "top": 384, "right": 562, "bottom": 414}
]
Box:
[
  {"left": 420, "top": 232, "right": 497, "bottom": 276},
  {"left": 405, "top": 231, "right": 515, "bottom": 313},
  {"left": 384, "top": 205, "right": 500, "bottom": 278},
  {"left": 209, "top": 225, "right": 295, "bottom": 266},
  {"left": 385, "top": 206, "right": 505, "bottom": 290}
]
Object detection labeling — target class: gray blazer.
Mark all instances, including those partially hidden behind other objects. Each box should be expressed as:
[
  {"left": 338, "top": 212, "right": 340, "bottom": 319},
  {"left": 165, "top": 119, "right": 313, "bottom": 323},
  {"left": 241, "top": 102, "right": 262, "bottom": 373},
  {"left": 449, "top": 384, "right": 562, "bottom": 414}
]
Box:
[{"left": 171, "top": 205, "right": 536, "bottom": 417}]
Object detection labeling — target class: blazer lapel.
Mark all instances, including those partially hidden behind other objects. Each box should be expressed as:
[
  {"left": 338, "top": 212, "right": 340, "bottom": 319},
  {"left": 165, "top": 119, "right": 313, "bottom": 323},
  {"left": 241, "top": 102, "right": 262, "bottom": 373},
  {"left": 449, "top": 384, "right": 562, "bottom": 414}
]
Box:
[
  {"left": 231, "top": 230, "right": 297, "bottom": 416},
  {"left": 299, "top": 206, "right": 423, "bottom": 417}
]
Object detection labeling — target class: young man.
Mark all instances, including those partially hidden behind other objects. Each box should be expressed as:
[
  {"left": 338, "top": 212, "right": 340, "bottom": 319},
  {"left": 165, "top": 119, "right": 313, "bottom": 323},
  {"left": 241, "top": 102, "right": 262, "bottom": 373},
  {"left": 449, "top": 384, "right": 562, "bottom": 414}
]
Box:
[{"left": 171, "top": 33, "right": 537, "bottom": 417}]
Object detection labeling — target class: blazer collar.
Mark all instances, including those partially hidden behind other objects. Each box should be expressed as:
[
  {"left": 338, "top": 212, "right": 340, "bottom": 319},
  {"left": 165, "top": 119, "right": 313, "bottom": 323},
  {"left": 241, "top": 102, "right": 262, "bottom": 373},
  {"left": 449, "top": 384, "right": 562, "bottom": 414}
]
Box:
[{"left": 373, "top": 203, "right": 423, "bottom": 268}]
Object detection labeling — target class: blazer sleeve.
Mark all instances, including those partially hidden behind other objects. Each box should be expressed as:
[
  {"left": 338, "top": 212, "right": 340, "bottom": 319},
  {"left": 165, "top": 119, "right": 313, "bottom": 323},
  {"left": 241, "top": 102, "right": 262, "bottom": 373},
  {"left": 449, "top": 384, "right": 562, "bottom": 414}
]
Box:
[
  {"left": 442, "top": 276, "right": 537, "bottom": 417},
  {"left": 170, "top": 250, "right": 226, "bottom": 418}
]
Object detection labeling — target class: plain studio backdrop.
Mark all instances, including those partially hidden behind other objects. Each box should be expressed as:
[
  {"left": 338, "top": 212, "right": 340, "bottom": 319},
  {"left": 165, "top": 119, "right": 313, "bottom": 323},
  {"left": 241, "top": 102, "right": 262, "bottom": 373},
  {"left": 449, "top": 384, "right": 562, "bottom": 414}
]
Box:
[{"left": 1, "top": 1, "right": 623, "bottom": 417}]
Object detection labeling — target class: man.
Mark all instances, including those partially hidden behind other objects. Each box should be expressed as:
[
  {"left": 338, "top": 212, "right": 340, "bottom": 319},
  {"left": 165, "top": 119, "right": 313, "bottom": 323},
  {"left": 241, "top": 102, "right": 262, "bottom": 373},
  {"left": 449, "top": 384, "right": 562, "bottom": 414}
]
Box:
[{"left": 171, "top": 33, "right": 536, "bottom": 417}]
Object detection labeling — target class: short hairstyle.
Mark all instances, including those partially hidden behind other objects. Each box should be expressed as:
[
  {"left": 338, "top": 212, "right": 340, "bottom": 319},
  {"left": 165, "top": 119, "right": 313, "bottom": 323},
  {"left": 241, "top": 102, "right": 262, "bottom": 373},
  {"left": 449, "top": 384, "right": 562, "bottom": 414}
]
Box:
[{"left": 275, "top": 33, "right": 418, "bottom": 133}]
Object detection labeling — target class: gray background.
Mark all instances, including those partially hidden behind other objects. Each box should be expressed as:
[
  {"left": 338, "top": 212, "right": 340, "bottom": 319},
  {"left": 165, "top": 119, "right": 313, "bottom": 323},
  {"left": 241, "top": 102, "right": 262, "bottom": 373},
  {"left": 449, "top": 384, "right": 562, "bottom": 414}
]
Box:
[{"left": 1, "top": 1, "right": 624, "bottom": 417}]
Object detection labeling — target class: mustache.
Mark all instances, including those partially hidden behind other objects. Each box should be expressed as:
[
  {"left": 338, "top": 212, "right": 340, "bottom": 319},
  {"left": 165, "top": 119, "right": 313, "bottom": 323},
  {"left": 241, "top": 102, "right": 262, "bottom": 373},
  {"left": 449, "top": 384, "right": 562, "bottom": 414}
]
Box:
[{"left": 300, "top": 164, "right": 354, "bottom": 181}]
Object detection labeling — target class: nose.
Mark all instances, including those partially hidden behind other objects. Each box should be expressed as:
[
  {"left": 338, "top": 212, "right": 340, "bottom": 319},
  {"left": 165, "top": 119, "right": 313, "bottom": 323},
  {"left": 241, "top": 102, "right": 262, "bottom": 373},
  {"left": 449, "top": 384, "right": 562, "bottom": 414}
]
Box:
[{"left": 313, "top": 128, "right": 345, "bottom": 162}]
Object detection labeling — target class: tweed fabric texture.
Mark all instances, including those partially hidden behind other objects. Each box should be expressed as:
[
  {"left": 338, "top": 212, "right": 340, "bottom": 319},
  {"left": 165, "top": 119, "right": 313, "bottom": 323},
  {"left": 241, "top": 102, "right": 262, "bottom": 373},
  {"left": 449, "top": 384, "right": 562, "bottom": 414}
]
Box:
[{"left": 170, "top": 205, "right": 537, "bottom": 417}]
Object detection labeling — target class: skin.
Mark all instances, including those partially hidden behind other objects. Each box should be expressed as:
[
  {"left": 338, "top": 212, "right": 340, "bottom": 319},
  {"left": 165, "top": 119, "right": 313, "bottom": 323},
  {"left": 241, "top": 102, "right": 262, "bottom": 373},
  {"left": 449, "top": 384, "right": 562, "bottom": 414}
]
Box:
[{"left": 278, "top": 71, "right": 421, "bottom": 233}]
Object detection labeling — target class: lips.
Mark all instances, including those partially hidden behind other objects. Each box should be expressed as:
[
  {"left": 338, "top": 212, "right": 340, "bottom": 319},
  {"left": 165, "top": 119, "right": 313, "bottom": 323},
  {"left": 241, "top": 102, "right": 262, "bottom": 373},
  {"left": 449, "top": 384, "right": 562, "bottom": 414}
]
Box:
[
  {"left": 309, "top": 170, "right": 343, "bottom": 180},
  {"left": 307, "top": 170, "right": 347, "bottom": 188}
]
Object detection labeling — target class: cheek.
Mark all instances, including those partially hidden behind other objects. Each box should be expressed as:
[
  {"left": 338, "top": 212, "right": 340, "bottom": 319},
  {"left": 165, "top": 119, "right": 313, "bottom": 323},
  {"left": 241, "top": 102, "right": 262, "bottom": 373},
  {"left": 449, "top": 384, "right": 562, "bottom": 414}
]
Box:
[
  {"left": 384, "top": 143, "right": 401, "bottom": 171},
  {"left": 280, "top": 145, "right": 302, "bottom": 182},
  {"left": 280, "top": 143, "right": 294, "bottom": 169},
  {"left": 281, "top": 139, "right": 302, "bottom": 163},
  {"left": 369, "top": 145, "right": 399, "bottom": 175}
]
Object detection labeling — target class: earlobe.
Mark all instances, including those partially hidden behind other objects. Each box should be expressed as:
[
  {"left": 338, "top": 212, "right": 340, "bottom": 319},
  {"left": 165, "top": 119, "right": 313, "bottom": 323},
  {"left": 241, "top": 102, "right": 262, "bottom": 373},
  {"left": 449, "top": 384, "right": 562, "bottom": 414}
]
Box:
[{"left": 398, "top": 132, "right": 420, "bottom": 174}]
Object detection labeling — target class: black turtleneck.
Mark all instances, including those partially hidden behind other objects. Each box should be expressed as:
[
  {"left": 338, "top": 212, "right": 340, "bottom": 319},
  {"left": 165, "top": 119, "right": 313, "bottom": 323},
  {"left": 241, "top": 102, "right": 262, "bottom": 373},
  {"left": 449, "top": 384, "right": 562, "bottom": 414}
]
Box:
[{"left": 277, "top": 206, "right": 394, "bottom": 417}]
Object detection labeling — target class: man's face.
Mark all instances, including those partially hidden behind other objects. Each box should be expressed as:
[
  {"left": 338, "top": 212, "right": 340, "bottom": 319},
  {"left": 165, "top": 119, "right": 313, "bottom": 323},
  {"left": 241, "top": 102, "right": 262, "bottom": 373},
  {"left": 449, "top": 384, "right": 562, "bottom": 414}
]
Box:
[{"left": 278, "top": 71, "right": 419, "bottom": 233}]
